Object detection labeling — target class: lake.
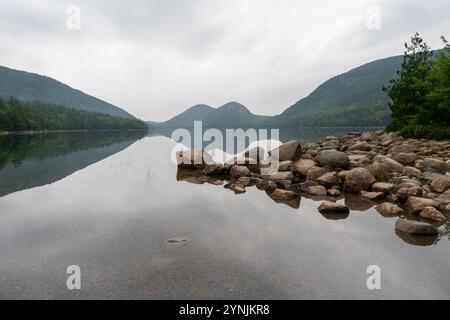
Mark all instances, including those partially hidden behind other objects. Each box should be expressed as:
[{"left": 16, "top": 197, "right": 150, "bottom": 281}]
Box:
[{"left": 0, "top": 128, "right": 449, "bottom": 299}]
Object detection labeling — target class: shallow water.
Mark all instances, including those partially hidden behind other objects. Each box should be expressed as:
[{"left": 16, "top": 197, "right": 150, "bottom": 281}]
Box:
[{"left": 0, "top": 130, "right": 449, "bottom": 299}]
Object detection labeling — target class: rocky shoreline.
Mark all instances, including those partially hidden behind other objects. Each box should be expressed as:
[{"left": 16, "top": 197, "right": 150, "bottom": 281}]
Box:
[{"left": 176, "top": 130, "right": 450, "bottom": 241}]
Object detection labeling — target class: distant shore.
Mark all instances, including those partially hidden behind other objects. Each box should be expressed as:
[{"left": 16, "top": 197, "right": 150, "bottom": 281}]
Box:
[{"left": 0, "top": 129, "right": 147, "bottom": 137}]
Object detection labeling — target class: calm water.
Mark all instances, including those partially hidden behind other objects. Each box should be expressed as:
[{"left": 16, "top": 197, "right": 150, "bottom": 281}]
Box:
[{"left": 0, "top": 129, "right": 449, "bottom": 299}]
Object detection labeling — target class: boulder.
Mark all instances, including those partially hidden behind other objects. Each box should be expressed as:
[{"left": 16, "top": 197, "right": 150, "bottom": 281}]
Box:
[
  {"left": 437, "top": 190, "right": 450, "bottom": 204},
  {"left": 317, "top": 172, "right": 339, "bottom": 188},
  {"left": 203, "top": 163, "right": 226, "bottom": 175},
  {"left": 360, "top": 132, "right": 378, "bottom": 141},
  {"left": 360, "top": 191, "right": 384, "bottom": 200},
  {"left": 344, "top": 168, "right": 376, "bottom": 193},
  {"left": 256, "top": 179, "right": 278, "bottom": 193},
  {"left": 338, "top": 170, "right": 351, "bottom": 183},
  {"left": 308, "top": 185, "right": 327, "bottom": 196},
  {"left": 404, "top": 196, "right": 441, "bottom": 215},
  {"left": 244, "top": 146, "right": 265, "bottom": 162},
  {"left": 393, "top": 153, "right": 417, "bottom": 166},
  {"left": 367, "top": 162, "right": 391, "bottom": 181},
  {"left": 306, "top": 166, "right": 329, "bottom": 181},
  {"left": 177, "top": 149, "right": 213, "bottom": 169},
  {"left": 390, "top": 144, "right": 415, "bottom": 154},
  {"left": 327, "top": 189, "right": 341, "bottom": 197},
  {"left": 375, "top": 202, "right": 404, "bottom": 216},
  {"left": 299, "top": 181, "right": 319, "bottom": 193},
  {"left": 372, "top": 182, "right": 395, "bottom": 194},
  {"left": 349, "top": 141, "right": 372, "bottom": 151},
  {"left": 293, "top": 159, "right": 317, "bottom": 176},
  {"left": 396, "top": 186, "right": 423, "bottom": 201},
  {"left": 403, "top": 166, "right": 422, "bottom": 178},
  {"left": 230, "top": 165, "right": 250, "bottom": 178},
  {"left": 431, "top": 175, "right": 450, "bottom": 193},
  {"left": 278, "top": 160, "right": 294, "bottom": 172},
  {"left": 421, "top": 171, "right": 443, "bottom": 181},
  {"left": 318, "top": 201, "right": 350, "bottom": 214},
  {"left": 395, "top": 218, "right": 438, "bottom": 235},
  {"left": 380, "top": 157, "right": 405, "bottom": 173},
  {"left": 269, "top": 140, "right": 302, "bottom": 162},
  {"left": 316, "top": 150, "right": 350, "bottom": 169},
  {"left": 419, "top": 206, "right": 447, "bottom": 223},
  {"left": 270, "top": 189, "right": 298, "bottom": 200},
  {"left": 421, "top": 158, "right": 448, "bottom": 174},
  {"left": 268, "top": 171, "right": 294, "bottom": 181},
  {"left": 233, "top": 185, "right": 246, "bottom": 194},
  {"left": 321, "top": 140, "right": 340, "bottom": 150}
]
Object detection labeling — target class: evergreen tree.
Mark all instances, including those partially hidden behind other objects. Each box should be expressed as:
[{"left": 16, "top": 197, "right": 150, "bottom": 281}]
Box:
[{"left": 384, "top": 32, "right": 433, "bottom": 132}]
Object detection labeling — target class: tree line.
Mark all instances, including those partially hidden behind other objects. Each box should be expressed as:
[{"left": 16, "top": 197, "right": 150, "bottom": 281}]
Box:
[
  {"left": 384, "top": 33, "right": 450, "bottom": 140},
  {"left": 0, "top": 98, "right": 147, "bottom": 132}
]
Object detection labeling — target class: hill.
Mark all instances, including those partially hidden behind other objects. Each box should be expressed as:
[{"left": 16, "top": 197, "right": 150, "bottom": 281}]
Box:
[
  {"left": 0, "top": 65, "right": 135, "bottom": 119},
  {"left": 149, "top": 102, "right": 271, "bottom": 128}
]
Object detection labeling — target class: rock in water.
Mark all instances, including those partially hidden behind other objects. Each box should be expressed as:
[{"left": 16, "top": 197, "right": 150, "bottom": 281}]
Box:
[
  {"left": 360, "top": 191, "right": 384, "bottom": 200},
  {"left": 230, "top": 165, "right": 250, "bottom": 178},
  {"left": 177, "top": 149, "right": 213, "bottom": 169},
  {"left": 316, "top": 150, "right": 350, "bottom": 169},
  {"left": 344, "top": 168, "right": 376, "bottom": 193},
  {"left": 419, "top": 206, "right": 447, "bottom": 223},
  {"left": 395, "top": 218, "right": 438, "bottom": 235},
  {"left": 270, "top": 189, "right": 298, "bottom": 200},
  {"left": 318, "top": 201, "right": 350, "bottom": 214},
  {"left": 404, "top": 196, "right": 441, "bottom": 215},
  {"left": 269, "top": 140, "right": 302, "bottom": 162},
  {"left": 203, "top": 163, "right": 226, "bottom": 175},
  {"left": 268, "top": 171, "right": 294, "bottom": 181},
  {"left": 375, "top": 202, "right": 404, "bottom": 216},
  {"left": 308, "top": 185, "right": 327, "bottom": 196}
]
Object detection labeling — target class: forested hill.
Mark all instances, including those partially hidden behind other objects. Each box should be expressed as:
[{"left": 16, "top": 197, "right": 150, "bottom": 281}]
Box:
[
  {"left": 149, "top": 50, "right": 443, "bottom": 128},
  {"left": 0, "top": 65, "right": 135, "bottom": 119},
  {"left": 0, "top": 98, "right": 147, "bottom": 132}
]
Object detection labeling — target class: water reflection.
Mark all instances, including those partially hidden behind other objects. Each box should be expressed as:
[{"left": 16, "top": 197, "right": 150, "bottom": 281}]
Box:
[{"left": 0, "top": 132, "right": 146, "bottom": 197}]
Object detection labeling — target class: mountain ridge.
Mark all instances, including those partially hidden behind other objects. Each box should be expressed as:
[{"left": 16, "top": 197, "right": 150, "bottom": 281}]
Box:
[
  {"left": 148, "top": 51, "right": 443, "bottom": 129},
  {"left": 0, "top": 65, "right": 135, "bottom": 119}
]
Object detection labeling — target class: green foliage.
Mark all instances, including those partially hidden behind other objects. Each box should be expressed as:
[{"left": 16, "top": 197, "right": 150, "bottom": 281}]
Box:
[
  {"left": 384, "top": 33, "right": 450, "bottom": 140},
  {"left": 0, "top": 98, "right": 147, "bottom": 132}
]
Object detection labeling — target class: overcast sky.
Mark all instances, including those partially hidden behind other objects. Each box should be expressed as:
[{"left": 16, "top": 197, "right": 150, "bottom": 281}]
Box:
[{"left": 0, "top": 0, "right": 449, "bottom": 121}]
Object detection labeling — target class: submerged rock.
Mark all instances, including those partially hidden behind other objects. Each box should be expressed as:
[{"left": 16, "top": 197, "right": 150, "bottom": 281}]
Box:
[
  {"left": 419, "top": 206, "right": 447, "bottom": 223},
  {"left": 270, "top": 189, "right": 298, "bottom": 200},
  {"left": 318, "top": 201, "right": 350, "bottom": 214},
  {"left": 395, "top": 218, "right": 438, "bottom": 235},
  {"left": 404, "top": 196, "right": 441, "bottom": 215},
  {"left": 375, "top": 202, "right": 404, "bottom": 216},
  {"left": 360, "top": 191, "right": 384, "bottom": 200},
  {"left": 177, "top": 149, "right": 213, "bottom": 169}
]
